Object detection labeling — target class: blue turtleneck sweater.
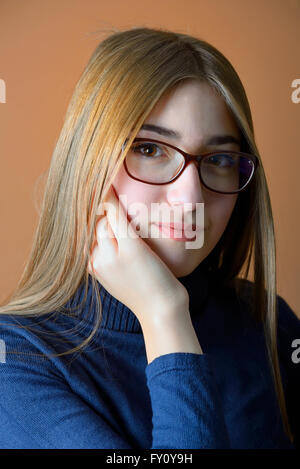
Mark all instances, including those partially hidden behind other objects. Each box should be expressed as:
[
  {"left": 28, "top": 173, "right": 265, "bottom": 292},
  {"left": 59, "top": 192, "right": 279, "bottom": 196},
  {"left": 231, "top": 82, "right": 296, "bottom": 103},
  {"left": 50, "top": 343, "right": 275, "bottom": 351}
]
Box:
[{"left": 0, "top": 265, "right": 299, "bottom": 449}]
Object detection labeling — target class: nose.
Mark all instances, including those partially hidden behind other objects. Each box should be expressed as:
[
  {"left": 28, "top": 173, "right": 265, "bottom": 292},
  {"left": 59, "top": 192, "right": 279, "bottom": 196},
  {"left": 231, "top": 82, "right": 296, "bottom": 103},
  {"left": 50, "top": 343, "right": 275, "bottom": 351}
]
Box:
[{"left": 166, "top": 161, "right": 204, "bottom": 211}]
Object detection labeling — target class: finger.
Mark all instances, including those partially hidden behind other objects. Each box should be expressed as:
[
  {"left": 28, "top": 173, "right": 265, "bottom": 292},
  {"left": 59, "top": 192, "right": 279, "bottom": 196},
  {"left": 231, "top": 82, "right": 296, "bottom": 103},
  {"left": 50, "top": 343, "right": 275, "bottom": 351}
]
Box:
[
  {"left": 104, "top": 186, "right": 139, "bottom": 247},
  {"left": 87, "top": 209, "right": 116, "bottom": 276},
  {"left": 95, "top": 216, "right": 118, "bottom": 257},
  {"left": 106, "top": 216, "right": 117, "bottom": 242}
]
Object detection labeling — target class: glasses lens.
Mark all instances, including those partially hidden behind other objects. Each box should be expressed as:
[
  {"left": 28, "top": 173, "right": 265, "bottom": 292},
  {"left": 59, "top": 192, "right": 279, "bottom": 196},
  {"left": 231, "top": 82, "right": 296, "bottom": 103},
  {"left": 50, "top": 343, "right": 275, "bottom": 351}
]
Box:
[
  {"left": 125, "top": 141, "right": 185, "bottom": 183},
  {"left": 201, "top": 153, "right": 254, "bottom": 192},
  {"left": 125, "top": 141, "right": 255, "bottom": 192}
]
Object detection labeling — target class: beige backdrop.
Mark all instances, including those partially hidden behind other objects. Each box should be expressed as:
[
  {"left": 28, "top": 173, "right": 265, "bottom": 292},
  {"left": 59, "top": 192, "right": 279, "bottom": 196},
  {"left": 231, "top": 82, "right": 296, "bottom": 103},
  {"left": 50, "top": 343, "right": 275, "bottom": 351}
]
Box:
[{"left": 0, "top": 0, "right": 299, "bottom": 317}]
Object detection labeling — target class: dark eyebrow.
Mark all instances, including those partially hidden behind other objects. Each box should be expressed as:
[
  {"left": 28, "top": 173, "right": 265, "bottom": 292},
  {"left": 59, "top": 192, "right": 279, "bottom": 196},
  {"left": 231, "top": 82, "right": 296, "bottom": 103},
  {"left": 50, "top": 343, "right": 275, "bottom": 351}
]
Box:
[
  {"left": 140, "top": 123, "right": 241, "bottom": 146},
  {"left": 140, "top": 124, "right": 180, "bottom": 138}
]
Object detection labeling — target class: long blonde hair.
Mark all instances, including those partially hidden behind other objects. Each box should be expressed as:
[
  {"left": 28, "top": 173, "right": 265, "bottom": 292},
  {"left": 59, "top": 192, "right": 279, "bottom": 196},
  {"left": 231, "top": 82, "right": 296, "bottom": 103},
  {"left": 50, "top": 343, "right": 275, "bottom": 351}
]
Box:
[{"left": 0, "top": 26, "right": 294, "bottom": 444}]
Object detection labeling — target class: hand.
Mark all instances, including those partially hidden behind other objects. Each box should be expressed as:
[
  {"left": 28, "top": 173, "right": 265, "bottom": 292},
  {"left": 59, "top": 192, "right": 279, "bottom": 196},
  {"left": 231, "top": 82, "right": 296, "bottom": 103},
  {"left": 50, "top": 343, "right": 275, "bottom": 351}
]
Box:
[{"left": 87, "top": 186, "right": 189, "bottom": 327}]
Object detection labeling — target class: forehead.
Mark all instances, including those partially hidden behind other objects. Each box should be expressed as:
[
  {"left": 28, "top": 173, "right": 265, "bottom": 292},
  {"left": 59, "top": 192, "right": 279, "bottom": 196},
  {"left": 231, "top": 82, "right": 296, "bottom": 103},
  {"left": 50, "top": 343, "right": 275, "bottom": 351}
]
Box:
[{"left": 143, "top": 79, "right": 239, "bottom": 141}]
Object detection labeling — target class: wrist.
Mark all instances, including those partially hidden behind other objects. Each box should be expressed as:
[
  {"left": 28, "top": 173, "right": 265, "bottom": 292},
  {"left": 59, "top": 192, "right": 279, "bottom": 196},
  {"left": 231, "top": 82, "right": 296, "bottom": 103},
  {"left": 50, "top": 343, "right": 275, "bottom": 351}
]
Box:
[
  {"left": 138, "top": 296, "right": 190, "bottom": 331},
  {"left": 140, "top": 305, "right": 203, "bottom": 364}
]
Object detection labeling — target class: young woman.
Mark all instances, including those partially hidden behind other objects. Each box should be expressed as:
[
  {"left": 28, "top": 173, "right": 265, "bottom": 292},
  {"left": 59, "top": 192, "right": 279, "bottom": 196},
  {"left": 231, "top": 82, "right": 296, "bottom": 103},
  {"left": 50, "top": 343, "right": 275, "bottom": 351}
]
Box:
[{"left": 0, "top": 27, "right": 299, "bottom": 450}]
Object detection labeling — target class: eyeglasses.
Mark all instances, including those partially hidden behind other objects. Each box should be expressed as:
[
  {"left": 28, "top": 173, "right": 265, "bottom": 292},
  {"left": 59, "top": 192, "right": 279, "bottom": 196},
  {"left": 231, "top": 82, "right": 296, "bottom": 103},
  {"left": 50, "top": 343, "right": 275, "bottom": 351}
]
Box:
[{"left": 122, "top": 138, "right": 259, "bottom": 194}]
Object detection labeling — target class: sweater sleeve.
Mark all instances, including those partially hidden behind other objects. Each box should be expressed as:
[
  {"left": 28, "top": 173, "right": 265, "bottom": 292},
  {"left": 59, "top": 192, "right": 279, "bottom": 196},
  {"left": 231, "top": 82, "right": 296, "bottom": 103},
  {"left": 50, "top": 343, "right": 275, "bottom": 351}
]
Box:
[
  {"left": 277, "top": 295, "right": 300, "bottom": 450},
  {"left": 145, "top": 352, "right": 230, "bottom": 449}
]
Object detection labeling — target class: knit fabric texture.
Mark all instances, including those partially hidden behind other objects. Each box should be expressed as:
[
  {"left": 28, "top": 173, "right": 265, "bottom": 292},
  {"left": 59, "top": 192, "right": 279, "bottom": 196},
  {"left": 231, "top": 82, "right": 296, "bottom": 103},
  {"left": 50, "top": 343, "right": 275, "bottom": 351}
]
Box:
[{"left": 0, "top": 264, "right": 299, "bottom": 449}]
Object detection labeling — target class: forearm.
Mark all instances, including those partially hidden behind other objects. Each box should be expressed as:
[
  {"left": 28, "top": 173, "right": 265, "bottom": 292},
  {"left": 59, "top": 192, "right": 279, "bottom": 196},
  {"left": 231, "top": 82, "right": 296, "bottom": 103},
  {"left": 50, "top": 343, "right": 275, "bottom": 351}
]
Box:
[{"left": 140, "top": 307, "right": 203, "bottom": 365}]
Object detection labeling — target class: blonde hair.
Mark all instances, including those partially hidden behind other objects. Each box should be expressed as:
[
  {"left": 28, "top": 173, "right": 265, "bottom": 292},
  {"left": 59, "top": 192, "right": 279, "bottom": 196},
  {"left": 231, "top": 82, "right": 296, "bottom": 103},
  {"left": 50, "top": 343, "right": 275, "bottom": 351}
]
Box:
[{"left": 0, "top": 26, "right": 294, "bottom": 444}]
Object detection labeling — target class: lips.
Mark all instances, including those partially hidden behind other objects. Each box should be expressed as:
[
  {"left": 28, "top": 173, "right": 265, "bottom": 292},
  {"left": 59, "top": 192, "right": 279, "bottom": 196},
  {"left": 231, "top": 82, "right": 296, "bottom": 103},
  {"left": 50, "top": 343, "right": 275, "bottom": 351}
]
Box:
[
  {"left": 157, "top": 222, "right": 197, "bottom": 232},
  {"left": 154, "top": 222, "right": 200, "bottom": 240}
]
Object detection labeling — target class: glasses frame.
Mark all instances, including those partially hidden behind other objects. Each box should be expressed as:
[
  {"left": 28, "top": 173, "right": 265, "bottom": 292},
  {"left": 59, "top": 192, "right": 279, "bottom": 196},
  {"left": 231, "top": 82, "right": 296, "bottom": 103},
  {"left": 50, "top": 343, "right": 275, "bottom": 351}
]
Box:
[{"left": 123, "top": 137, "right": 260, "bottom": 195}]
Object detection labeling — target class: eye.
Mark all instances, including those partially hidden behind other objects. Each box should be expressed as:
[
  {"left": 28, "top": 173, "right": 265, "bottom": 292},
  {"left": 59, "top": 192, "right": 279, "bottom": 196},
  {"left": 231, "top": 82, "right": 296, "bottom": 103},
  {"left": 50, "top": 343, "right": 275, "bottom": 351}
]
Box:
[
  {"left": 205, "top": 153, "right": 236, "bottom": 168},
  {"left": 131, "top": 142, "right": 164, "bottom": 158}
]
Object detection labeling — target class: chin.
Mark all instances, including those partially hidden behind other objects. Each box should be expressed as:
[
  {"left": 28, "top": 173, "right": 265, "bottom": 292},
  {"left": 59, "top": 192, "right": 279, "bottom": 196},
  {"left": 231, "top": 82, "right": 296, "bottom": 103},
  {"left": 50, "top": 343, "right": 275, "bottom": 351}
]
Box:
[
  {"left": 144, "top": 236, "right": 204, "bottom": 278},
  {"left": 169, "top": 262, "right": 201, "bottom": 278}
]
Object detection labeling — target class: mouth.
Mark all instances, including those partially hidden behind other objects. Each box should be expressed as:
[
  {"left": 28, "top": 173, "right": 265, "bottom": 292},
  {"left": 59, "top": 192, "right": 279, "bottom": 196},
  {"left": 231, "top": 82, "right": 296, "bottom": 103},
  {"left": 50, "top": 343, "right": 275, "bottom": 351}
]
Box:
[{"left": 153, "top": 222, "right": 200, "bottom": 241}]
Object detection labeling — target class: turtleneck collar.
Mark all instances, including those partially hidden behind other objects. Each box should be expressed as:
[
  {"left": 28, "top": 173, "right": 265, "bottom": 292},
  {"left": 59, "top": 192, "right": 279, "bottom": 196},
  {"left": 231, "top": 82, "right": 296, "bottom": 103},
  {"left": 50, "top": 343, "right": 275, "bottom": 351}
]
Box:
[{"left": 66, "top": 263, "right": 216, "bottom": 334}]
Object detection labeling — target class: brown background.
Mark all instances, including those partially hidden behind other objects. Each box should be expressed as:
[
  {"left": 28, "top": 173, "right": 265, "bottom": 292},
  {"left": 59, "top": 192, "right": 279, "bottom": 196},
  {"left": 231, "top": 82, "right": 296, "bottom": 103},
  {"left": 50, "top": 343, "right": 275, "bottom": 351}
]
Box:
[{"left": 0, "top": 0, "right": 299, "bottom": 317}]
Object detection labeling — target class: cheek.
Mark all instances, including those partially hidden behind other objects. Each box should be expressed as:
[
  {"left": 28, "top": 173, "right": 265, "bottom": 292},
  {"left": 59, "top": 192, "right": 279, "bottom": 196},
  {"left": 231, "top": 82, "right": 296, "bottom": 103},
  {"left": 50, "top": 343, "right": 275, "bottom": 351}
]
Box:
[
  {"left": 208, "top": 195, "right": 237, "bottom": 236},
  {"left": 112, "top": 165, "right": 161, "bottom": 220}
]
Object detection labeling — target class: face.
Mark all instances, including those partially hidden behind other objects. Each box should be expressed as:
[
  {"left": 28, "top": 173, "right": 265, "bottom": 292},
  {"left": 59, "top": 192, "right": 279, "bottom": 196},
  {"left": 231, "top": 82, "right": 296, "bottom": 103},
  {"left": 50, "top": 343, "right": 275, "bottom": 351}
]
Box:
[{"left": 111, "top": 79, "right": 240, "bottom": 277}]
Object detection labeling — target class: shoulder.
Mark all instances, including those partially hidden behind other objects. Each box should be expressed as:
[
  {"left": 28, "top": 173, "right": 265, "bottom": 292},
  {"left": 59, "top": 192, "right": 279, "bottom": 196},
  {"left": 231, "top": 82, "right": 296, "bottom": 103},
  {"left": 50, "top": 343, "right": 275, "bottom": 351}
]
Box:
[
  {"left": 0, "top": 312, "right": 57, "bottom": 347},
  {"left": 232, "top": 277, "right": 300, "bottom": 321},
  {"left": 230, "top": 279, "right": 300, "bottom": 354},
  {"left": 222, "top": 277, "right": 300, "bottom": 330},
  {"left": 0, "top": 310, "right": 88, "bottom": 371},
  {"left": 276, "top": 295, "right": 300, "bottom": 334},
  {"left": 0, "top": 313, "right": 60, "bottom": 369}
]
